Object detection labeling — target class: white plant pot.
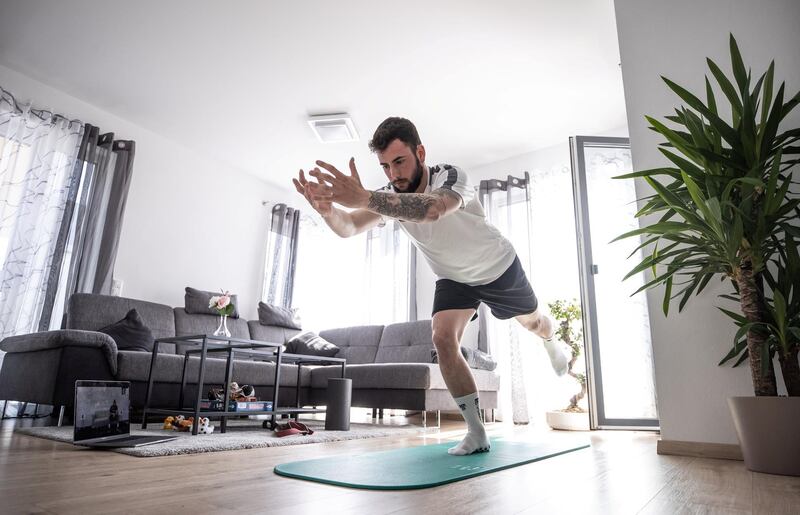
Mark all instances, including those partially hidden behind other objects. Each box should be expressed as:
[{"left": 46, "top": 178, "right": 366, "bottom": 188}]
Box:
[{"left": 546, "top": 410, "right": 590, "bottom": 431}]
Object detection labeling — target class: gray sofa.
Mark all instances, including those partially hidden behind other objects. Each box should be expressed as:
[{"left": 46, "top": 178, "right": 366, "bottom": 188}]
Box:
[{"left": 0, "top": 293, "right": 499, "bottom": 424}]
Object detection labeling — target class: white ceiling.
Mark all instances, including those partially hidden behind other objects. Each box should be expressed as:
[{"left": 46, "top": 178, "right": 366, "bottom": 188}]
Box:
[{"left": 0, "top": 0, "right": 627, "bottom": 190}]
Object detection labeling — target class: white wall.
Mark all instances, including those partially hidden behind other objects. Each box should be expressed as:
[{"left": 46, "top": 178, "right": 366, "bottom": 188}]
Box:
[
  {"left": 614, "top": 0, "right": 800, "bottom": 444},
  {"left": 0, "top": 64, "right": 294, "bottom": 320}
]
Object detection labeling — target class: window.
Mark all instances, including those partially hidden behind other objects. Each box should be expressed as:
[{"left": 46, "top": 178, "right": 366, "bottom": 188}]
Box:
[{"left": 290, "top": 214, "right": 412, "bottom": 331}]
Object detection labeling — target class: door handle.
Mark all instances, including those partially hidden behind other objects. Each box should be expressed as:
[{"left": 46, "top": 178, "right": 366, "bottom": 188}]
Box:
[{"left": 591, "top": 264, "right": 599, "bottom": 275}]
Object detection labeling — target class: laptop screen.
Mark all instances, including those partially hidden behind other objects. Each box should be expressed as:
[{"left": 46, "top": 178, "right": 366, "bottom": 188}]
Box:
[{"left": 74, "top": 381, "right": 131, "bottom": 443}]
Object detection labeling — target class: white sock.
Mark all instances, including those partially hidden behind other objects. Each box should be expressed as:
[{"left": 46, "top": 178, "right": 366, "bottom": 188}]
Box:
[
  {"left": 543, "top": 331, "right": 569, "bottom": 376},
  {"left": 448, "top": 392, "right": 490, "bottom": 456}
]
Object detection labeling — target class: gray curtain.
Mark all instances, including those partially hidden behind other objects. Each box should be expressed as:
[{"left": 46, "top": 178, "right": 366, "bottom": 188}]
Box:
[
  {"left": 264, "top": 203, "right": 300, "bottom": 308},
  {"left": 38, "top": 125, "right": 136, "bottom": 331},
  {"left": 479, "top": 172, "right": 533, "bottom": 424},
  {"left": 67, "top": 132, "right": 135, "bottom": 295}
]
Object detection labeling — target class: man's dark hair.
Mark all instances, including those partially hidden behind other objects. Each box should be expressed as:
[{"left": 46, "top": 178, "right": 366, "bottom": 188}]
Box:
[{"left": 369, "top": 117, "right": 421, "bottom": 153}]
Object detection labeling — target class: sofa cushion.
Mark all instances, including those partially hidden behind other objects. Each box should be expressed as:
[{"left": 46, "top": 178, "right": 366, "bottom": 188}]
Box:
[
  {"left": 232, "top": 359, "right": 312, "bottom": 388},
  {"left": 310, "top": 363, "right": 500, "bottom": 391},
  {"left": 311, "top": 363, "right": 430, "bottom": 389},
  {"left": 373, "top": 320, "right": 434, "bottom": 364},
  {"left": 311, "top": 363, "right": 500, "bottom": 391},
  {"left": 285, "top": 331, "right": 339, "bottom": 357},
  {"left": 67, "top": 293, "right": 176, "bottom": 341},
  {"left": 115, "top": 350, "right": 311, "bottom": 387},
  {"left": 257, "top": 302, "right": 301, "bottom": 329},
  {"left": 247, "top": 321, "right": 301, "bottom": 344},
  {"left": 98, "top": 309, "right": 154, "bottom": 352},
  {"left": 185, "top": 287, "right": 240, "bottom": 318},
  {"left": 318, "top": 325, "right": 384, "bottom": 364}
]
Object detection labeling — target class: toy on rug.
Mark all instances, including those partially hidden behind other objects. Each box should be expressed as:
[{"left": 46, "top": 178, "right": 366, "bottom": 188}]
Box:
[
  {"left": 163, "top": 416, "right": 175, "bottom": 430},
  {"left": 172, "top": 415, "right": 195, "bottom": 431},
  {"left": 197, "top": 417, "right": 215, "bottom": 435}
]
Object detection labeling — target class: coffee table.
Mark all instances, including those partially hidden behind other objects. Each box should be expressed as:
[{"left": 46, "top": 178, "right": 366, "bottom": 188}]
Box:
[{"left": 140, "top": 334, "right": 346, "bottom": 435}]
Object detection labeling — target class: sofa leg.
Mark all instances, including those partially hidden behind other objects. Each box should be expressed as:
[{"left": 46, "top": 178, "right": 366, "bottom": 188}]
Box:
[
  {"left": 422, "top": 410, "right": 441, "bottom": 430},
  {"left": 372, "top": 408, "right": 377, "bottom": 419},
  {"left": 1, "top": 400, "right": 6, "bottom": 420},
  {"left": 379, "top": 408, "right": 384, "bottom": 419},
  {"left": 57, "top": 406, "right": 65, "bottom": 427}
]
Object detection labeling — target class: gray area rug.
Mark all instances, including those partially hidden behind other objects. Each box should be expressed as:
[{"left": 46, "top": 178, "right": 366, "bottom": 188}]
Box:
[{"left": 15, "top": 419, "right": 421, "bottom": 457}]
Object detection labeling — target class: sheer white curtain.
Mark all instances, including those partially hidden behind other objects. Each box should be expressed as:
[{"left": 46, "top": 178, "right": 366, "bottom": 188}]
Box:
[
  {"left": 0, "top": 89, "right": 84, "bottom": 343},
  {"left": 365, "top": 220, "right": 413, "bottom": 324},
  {"left": 289, "top": 212, "right": 412, "bottom": 332},
  {"left": 479, "top": 174, "right": 534, "bottom": 424},
  {"left": 480, "top": 167, "right": 583, "bottom": 426}
]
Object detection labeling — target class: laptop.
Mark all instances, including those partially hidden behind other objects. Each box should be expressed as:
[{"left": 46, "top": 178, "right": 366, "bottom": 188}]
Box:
[{"left": 73, "top": 380, "right": 177, "bottom": 448}]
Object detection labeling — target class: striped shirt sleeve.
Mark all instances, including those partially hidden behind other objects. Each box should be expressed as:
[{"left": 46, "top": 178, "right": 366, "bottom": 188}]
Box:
[{"left": 430, "top": 164, "right": 473, "bottom": 208}]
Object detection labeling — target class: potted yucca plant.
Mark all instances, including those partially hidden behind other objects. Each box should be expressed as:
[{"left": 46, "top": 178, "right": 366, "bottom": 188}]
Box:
[
  {"left": 613, "top": 35, "right": 800, "bottom": 476},
  {"left": 545, "top": 299, "right": 589, "bottom": 431}
]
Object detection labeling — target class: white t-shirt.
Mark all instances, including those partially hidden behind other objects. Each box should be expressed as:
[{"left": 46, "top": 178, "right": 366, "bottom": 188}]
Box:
[{"left": 380, "top": 163, "right": 516, "bottom": 286}]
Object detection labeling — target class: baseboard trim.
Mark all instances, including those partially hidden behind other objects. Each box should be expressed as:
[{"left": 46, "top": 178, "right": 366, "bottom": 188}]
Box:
[{"left": 657, "top": 439, "right": 743, "bottom": 461}]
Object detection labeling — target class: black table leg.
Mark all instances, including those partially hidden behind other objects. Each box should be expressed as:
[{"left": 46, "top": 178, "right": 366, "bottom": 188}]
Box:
[
  {"left": 221, "top": 347, "right": 235, "bottom": 433},
  {"left": 270, "top": 348, "right": 282, "bottom": 430},
  {"left": 192, "top": 337, "right": 208, "bottom": 435},
  {"left": 142, "top": 341, "right": 160, "bottom": 429},
  {"left": 179, "top": 353, "right": 190, "bottom": 409},
  {"left": 295, "top": 363, "right": 302, "bottom": 411}
]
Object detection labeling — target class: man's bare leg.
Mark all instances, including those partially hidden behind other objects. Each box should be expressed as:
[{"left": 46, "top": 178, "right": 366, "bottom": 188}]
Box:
[
  {"left": 515, "top": 308, "right": 568, "bottom": 376},
  {"left": 432, "top": 308, "right": 490, "bottom": 455}
]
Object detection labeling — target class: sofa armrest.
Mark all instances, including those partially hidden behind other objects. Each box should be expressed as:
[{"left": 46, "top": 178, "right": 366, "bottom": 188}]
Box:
[{"left": 0, "top": 330, "right": 118, "bottom": 375}]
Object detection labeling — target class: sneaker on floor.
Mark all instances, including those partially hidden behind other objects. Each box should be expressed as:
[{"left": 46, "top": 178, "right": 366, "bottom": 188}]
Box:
[{"left": 543, "top": 335, "right": 569, "bottom": 376}]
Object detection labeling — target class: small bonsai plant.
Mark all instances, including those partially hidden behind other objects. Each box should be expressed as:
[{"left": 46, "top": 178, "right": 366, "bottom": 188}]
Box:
[{"left": 548, "top": 299, "right": 586, "bottom": 413}]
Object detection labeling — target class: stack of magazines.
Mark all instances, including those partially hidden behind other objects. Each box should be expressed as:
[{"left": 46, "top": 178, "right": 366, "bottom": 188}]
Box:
[{"left": 198, "top": 399, "right": 274, "bottom": 412}]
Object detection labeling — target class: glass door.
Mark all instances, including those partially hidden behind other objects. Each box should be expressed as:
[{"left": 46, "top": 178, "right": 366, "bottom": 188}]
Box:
[{"left": 569, "top": 136, "right": 659, "bottom": 429}]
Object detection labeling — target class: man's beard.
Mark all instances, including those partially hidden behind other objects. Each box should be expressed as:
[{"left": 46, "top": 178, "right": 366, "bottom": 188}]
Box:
[{"left": 391, "top": 156, "right": 425, "bottom": 193}]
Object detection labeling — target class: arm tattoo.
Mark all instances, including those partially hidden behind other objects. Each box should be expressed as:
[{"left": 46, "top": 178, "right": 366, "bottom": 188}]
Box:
[{"left": 367, "top": 190, "right": 455, "bottom": 222}]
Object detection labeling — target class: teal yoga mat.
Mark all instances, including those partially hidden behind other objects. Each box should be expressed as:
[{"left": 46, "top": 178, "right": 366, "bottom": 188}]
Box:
[{"left": 274, "top": 438, "right": 590, "bottom": 490}]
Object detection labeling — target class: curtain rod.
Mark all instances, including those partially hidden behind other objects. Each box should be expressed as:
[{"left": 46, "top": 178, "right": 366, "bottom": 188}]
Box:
[{"left": 1, "top": 85, "right": 84, "bottom": 126}]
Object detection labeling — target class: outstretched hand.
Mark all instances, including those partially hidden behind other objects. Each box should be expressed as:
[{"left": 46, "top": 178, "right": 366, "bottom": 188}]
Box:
[
  {"left": 306, "top": 158, "right": 370, "bottom": 209},
  {"left": 292, "top": 169, "right": 333, "bottom": 216}
]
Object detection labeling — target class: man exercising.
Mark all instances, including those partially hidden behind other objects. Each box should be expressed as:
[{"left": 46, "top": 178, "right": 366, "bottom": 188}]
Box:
[{"left": 293, "top": 117, "right": 568, "bottom": 455}]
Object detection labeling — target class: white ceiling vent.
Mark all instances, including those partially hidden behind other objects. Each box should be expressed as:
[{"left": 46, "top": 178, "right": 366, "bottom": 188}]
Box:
[{"left": 307, "top": 114, "right": 359, "bottom": 143}]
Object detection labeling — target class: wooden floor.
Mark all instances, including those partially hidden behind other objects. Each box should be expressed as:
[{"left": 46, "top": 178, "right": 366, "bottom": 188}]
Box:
[{"left": 2, "top": 411, "right": 799, "bottom": 515}]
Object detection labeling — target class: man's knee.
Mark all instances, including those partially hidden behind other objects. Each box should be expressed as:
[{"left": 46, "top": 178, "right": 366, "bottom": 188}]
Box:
[
  {"left": 517, "top": 312, "right": 543, "bottom": 332},
  {"left": 432, "top": 330, "right": 460, "bottom": 360}
]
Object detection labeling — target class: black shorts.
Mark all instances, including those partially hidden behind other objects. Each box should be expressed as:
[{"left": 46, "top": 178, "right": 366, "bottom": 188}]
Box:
[{"left": 432, "top": 255, "right": 539, "bottom": 321}]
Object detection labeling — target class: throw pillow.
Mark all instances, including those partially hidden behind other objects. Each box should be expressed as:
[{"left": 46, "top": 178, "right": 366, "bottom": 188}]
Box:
[
  {"left": 98, "top": 308, "right": 155, "bottom": 352},
  {"left": 285, "top": 331, "right": 340, "bottom": 357},
  {"left": 258, "top": 301, "right": 301, "bottom": 329},
  {"left": 185, "top": 287, "right": 240, "bottom": 318}
]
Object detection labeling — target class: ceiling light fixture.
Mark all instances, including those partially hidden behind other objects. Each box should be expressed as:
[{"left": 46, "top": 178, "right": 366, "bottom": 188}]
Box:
[{"left": 307, "top": 113, "right": 359, "bottom": 143}]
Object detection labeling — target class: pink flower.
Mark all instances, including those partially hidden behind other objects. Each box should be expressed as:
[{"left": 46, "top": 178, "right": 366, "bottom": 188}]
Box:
[{"left": 216, "top": 295, "right": 230, "bottom": 309}]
